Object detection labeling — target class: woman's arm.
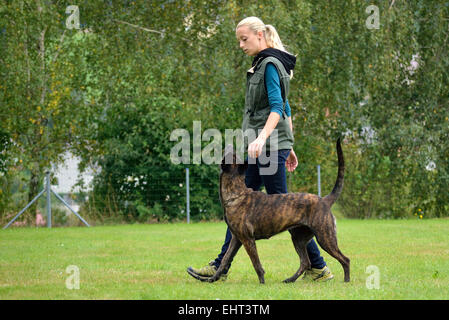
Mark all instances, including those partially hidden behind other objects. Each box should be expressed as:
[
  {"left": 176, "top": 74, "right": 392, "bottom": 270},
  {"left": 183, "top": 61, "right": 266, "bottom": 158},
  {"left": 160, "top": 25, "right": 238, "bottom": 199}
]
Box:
[
  {"left": 248, "top": 112, "right": 280, "bottom": 158},
  {"left": 285, "top": 115, "right": 298, "bottom": 172},
  {"left": 249, "top": 113, "right": 298, "bottom": 173},
  {"left": 287, "top": 115, "right": 293, "bottom": 133}
]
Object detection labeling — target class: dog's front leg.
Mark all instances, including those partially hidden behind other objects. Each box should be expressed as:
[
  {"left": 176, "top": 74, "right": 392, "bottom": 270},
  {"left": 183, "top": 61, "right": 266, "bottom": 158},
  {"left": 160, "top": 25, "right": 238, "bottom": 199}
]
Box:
[
  {"left": 208, "top": 235, "right": 241, "bottom": 283},
  {"left": 241, "top": 238, "right": 265, "bottom": 284}
]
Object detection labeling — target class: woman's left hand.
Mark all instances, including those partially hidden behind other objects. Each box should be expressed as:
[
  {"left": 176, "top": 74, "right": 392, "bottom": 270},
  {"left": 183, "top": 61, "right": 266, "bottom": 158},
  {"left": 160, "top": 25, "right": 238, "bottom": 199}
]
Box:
[
  {"left": 286, "top": 149, "right": 298, "bottom": 172},
  {"left": 248, "top": 137, "right": 266, "bottom": 159}
]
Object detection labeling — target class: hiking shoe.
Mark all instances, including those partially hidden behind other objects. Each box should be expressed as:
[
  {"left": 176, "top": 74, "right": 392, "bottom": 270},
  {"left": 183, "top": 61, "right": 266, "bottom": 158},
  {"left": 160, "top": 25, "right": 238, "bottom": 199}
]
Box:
[
  {"left": 186, "top": 261, "right": 228, "bottom": 282},
  {"left": 302, "top": 266, "right": 334, "bottom": 282}
]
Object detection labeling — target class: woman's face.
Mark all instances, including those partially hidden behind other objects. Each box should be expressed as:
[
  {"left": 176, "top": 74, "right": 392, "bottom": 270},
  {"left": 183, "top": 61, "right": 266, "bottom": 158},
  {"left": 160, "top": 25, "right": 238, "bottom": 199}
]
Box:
[{"left": 236, "top": 25, "right": 265, "bottom": 56}]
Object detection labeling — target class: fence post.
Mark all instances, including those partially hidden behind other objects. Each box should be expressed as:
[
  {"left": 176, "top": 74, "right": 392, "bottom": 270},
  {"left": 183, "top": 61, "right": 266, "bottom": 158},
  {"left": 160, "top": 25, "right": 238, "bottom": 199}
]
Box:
[
  {"left": 317, "top": 165, "right": 321, "bottom": 197},
  {"left": 186, "top": 167, "right": 190, "bottom": 223},
  {"left": 46, "top": 171, "right": 52, "bottom": 228}
]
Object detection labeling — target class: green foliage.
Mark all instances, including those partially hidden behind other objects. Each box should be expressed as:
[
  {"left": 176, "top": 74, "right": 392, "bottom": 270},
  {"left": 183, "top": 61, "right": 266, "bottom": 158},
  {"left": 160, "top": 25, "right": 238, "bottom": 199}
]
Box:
[
  {"left": 0, "top": 128, "right": 10, "bottom": 174},
  {"left": 82, "top": 95, "right": 222, "bottom": 222},
  {"left": 1, "top": 0, "right": 448, "bottom": 221}
]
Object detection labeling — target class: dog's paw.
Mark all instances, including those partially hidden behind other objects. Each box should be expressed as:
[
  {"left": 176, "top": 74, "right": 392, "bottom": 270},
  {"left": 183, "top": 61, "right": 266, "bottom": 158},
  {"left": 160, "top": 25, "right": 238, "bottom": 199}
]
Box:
[{"left": 282, "top": 277, "right": 297, "bottom": 283}]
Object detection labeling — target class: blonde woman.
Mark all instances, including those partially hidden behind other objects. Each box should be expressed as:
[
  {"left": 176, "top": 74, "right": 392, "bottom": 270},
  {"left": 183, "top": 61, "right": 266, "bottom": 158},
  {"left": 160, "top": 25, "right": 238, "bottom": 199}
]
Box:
[{"left": 187, "top": 17, "right": 333, "bottom": 282}]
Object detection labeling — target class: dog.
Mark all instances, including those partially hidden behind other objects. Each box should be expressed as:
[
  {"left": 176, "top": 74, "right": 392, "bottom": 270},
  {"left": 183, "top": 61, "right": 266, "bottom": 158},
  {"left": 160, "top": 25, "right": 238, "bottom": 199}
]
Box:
[{"left": 206, "top": 138, "right": 349, "bottom": 284}]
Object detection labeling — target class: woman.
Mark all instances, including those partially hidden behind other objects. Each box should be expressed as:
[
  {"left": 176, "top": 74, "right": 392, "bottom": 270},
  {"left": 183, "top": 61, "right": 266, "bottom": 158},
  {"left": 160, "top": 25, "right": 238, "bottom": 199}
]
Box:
[{"left": 187, "top": 17, "right": 333, "bottom": 282}]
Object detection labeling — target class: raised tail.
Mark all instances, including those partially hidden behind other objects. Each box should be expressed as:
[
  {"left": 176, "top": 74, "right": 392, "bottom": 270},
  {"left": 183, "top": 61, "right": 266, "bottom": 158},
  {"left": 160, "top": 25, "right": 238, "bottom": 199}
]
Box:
[{"left": 323, "top": 138, "right": 345, "bottom": 207}]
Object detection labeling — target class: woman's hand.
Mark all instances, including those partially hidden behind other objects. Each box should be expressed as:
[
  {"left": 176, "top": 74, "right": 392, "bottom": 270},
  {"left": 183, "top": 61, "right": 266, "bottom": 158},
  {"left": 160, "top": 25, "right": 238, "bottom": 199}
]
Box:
[
  {"left": 286, "top": 149, "right": 298, "bottom": 172},
  {"left": 248, "top": 136, "right": 266, "bottom": 159},
  {"left": 248, "top": 112, "right": 280, "bottom": 158}
]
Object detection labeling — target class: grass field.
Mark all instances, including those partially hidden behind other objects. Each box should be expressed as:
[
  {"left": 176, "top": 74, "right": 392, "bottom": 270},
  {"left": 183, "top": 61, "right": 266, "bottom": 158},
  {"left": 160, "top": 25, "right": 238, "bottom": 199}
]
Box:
[{"left": 1, "top": 218, "right": 448, "bottom": 300}]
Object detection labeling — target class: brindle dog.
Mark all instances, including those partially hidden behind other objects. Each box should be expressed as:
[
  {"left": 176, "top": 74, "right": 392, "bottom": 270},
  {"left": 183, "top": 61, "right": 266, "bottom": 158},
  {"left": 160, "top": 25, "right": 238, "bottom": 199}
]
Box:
[{"left": 206, "top": 139, "right": 349, "bottom": 284}]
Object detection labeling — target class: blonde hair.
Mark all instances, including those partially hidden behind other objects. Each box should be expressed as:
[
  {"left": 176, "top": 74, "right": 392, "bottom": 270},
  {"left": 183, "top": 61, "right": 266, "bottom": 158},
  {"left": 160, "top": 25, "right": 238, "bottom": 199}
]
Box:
[{"left": 236, "top": 16, "right": 288, "bottom": 52}]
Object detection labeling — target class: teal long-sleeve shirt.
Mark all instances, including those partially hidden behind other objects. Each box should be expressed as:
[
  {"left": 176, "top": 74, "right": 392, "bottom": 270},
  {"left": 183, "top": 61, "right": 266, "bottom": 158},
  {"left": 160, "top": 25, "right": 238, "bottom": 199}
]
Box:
[{"left": 265, "top": 63, "right": 291, "bottom": 117}]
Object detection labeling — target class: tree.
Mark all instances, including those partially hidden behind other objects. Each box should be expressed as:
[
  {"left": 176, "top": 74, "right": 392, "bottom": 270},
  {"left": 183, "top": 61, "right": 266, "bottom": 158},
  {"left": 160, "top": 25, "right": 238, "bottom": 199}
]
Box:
[{"left": 0, "top": 1, "right": 102, "bottom": 221}]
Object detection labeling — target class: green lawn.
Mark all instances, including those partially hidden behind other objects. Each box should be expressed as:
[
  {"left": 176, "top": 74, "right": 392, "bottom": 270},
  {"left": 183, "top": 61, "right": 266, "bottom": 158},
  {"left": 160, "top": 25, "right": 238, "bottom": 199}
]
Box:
[{"left": 0, "top": 219, "right": 448, "bottom": 299}]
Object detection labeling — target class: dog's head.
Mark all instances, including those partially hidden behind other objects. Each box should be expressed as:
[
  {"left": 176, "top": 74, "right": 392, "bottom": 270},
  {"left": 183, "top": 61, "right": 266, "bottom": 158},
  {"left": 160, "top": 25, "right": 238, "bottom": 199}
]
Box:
[{"left": 221, "top": 144, "right": 248, "bottom": 176}]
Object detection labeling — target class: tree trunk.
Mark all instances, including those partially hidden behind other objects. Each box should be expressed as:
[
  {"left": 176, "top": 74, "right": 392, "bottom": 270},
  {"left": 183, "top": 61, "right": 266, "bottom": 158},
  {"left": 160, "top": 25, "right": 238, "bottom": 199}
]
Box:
[{"left": 26, "top": 169, "right": 42, "bottom": 225}]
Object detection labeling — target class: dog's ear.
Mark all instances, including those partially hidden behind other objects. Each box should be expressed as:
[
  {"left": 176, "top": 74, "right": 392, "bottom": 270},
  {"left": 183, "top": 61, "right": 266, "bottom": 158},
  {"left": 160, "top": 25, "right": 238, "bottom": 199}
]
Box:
[
  {"left": 221, "top": 145, "right": 234, "bottom": 173},
  {"left": 221, "top": 162, "right": 231, "bottom": 173},
  {"left": 237, "top": 158, "right": 248, "bottom": 175}
]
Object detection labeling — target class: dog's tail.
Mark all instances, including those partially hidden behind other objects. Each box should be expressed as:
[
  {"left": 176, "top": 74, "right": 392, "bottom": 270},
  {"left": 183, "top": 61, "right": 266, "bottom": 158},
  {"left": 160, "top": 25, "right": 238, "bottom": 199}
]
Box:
[{"left": 323, "top": 138, "right": 344, "bottom": 207}]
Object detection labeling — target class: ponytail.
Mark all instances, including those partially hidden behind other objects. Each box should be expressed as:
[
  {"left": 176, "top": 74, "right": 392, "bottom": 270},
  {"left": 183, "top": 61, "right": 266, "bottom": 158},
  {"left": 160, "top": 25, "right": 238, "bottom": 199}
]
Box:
[{"left": 264, "top": 24, "right": 286, "bottom": 52}]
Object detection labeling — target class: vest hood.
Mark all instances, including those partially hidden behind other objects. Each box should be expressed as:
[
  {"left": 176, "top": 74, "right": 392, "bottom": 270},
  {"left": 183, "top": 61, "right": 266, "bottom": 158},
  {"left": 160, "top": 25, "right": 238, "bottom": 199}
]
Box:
[{"left": 251, "top": 48, "right": 296, "bottom": 75}]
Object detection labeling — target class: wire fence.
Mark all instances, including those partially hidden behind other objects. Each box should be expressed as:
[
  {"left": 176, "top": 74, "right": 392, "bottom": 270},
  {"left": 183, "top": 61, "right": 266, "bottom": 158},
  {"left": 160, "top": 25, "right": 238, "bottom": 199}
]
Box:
[{"left": 2, "top": 165, "right": 323, "bottom": 227}]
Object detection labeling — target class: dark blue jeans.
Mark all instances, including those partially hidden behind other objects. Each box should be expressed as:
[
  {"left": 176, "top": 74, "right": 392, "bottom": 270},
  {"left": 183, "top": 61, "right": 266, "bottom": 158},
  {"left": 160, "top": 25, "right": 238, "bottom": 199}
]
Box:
[{"left": 213, "top": 149, "right": 326, "bottom": 272}]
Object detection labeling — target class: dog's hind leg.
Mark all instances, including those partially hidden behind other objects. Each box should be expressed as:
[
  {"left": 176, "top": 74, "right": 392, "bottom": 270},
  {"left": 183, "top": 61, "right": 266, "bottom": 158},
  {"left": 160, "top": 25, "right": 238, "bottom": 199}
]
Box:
[
  {"left": 314, "top": 216, "right": 350, "bottom": 282},
  {"left": 283, "top": 226, "right": 314, "bottom": 283},
  {"left": 208, "top": 234, "right": 241, "bottom": 283},
  {"left": 241, "top": 238, "right": 265, "bottom": 284}
]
